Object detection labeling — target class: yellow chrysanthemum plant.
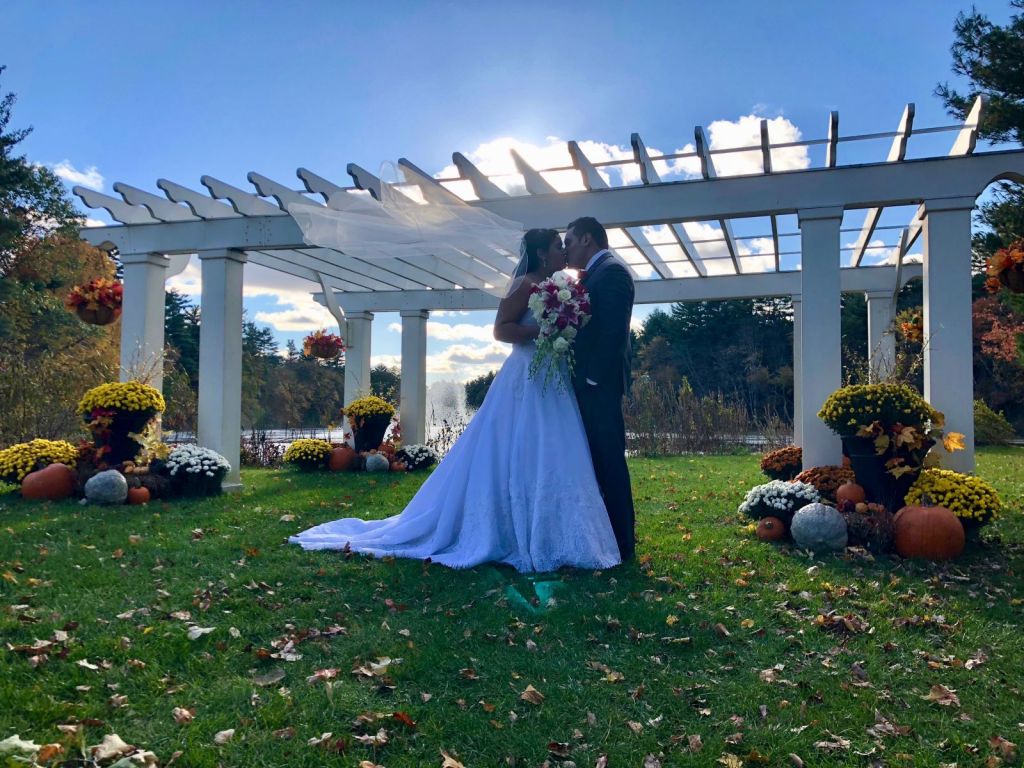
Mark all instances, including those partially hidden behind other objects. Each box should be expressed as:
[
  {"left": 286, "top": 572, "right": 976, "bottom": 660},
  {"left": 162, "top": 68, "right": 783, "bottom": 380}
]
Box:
[
  {"left": 342, "top": 395, "right": 397, "bottom": 453},
  {"left": 0, "top": 439, "right": 79, "bottom": 484},
  {"left": 283, "top": 438, "right": 334, "bottom": 471},
  {"left": 818, "top": 383, "right": 965, "bottom": 479},
  {"left": 905, "top": 468, "right": 1002, "bottom": 529},
  {"left": 78, "top": 381, "right": 166, "bottom": 467}
]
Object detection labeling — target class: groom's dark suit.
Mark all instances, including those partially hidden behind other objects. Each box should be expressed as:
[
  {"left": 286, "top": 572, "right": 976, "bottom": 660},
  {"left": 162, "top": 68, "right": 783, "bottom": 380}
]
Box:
[{"left": 572, "top": 250, "right": 636, "bottom": 560}]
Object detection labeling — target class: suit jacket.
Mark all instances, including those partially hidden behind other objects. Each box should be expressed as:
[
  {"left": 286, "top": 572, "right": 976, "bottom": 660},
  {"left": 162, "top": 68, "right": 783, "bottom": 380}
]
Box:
[{"left": 572, "top": 251, "right": 635, "bottom": 397}]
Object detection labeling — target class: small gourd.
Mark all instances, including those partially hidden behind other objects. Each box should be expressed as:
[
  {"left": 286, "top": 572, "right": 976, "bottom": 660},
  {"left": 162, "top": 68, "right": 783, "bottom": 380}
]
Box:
[{"left": 756, "top": 516, "right": 786, "bottom": 541}]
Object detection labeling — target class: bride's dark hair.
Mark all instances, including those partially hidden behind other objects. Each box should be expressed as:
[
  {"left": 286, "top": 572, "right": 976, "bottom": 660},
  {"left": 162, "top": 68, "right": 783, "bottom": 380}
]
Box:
[{"left": 521, "top": 229, "right": 560, "bottom": 272}]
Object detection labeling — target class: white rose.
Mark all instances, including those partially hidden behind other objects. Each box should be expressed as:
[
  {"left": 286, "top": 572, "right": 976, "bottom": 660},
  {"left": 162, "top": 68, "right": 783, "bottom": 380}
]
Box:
[
  {"left": 563, "top": 326, "right": 577, "bottom": 340},
  {"left": 553, "top": 337, "right": 570, "bottom": 353},
  {"left": 557, "top": 288, "right": 571, "bottom": 302}
]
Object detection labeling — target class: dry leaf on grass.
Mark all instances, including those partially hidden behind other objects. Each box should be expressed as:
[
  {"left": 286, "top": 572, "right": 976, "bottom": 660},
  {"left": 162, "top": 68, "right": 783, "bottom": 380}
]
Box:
[
  {"left": 520, "top": 685, "right": 545, "bottom": 705},
  {"left": 213, "top": 729, "right": 235, "bottom": 745},
  {"left": 922, "top": 684, "right": 960, "bottom": 707},
  {"left": 440, "top": 749, "right": 465, "bottom": 768}
]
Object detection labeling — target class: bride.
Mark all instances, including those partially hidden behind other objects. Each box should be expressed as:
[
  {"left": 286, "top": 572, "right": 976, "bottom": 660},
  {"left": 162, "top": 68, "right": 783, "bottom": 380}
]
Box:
[{"left": 289, "top": 228, "right": 621, "bottom": 572}]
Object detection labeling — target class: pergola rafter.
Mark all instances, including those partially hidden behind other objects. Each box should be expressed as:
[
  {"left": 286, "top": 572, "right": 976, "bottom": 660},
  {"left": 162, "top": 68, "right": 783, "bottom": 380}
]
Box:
[{"left": 76, "top": 96, "right": 1008, "bottom": 489}]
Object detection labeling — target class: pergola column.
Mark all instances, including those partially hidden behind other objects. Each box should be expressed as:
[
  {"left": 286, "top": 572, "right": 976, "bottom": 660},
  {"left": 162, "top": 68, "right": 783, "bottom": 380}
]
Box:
[
  {"left": 865, "top": 289, "right": 897, "bottom": 381},
  {"left": 198, "top": 249, "right": 246, "bottom": 490},
  {"left": 119, "top": 253, "right": 169, "bottom": 390},
  {"left": 344, "top": 311, "right": 374, "bottom": 404},
  {"left": 399, "top": 310, "right": 429, "bottom": 445},
  {"left": 791, "top": 295, "right": 802, "bottom": 446},
  {"left": 797, "top": 206, "right": 844, "bottom": 467},
  {"left": 922, "top": 197, "right": 976, "bottom": 472}
]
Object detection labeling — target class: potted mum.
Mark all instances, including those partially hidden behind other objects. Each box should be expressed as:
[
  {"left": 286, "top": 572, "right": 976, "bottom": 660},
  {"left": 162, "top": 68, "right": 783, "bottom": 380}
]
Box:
[
  {"left": 738, "top": 480, "right": 821, "bottom": 526},
  {"left": 818, "top": 383, "right": 963, "bottom": 511},
  {"left": 303, "top": 329, "right": 345, "bottom": 360},
  {"left": 66, "top": 278, "right": 123, "bottom": 325},
  {"left": 760, "top": 445, "right": 802, "bottom": 481},
  {"left": 343, "top": 396, "right": 396, "bottom": 453},
  {"left": 904, "top": 468, "right": 1002, "bottom": 539},
  {"left": 984, "top": 240, "right": 1024, "bottom": 294},
  {"left": 165, "top": 445, "right": 231, "bottom": 496},
  {"left": 78, "top": 381, "right": 166, "bottom": 466},
  {"left": 283, "top": 438, "right": 333, "bottom": 471}
]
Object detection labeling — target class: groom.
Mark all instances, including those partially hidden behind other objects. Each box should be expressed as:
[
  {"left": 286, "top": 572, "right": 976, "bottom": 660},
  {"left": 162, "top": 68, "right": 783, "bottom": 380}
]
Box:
[{"left": 564, "top": 217, "right": 636, "bottom": 561}]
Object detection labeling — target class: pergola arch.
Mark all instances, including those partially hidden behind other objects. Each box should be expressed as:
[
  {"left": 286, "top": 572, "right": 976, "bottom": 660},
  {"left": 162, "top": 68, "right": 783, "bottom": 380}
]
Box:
[{"left": 77, "top": 97, "right": 1014, "bottom": 488}]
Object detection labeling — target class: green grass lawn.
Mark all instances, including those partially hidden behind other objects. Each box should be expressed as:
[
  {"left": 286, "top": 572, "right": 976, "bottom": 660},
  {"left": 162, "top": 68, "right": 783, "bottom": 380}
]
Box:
[{"left": 2, "top": 448, "right": 1022, "bottom": 767}]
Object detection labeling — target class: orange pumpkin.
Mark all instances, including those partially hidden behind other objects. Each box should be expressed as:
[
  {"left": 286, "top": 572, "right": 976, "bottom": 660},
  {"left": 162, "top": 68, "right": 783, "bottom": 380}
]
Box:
[
  {"left": 390, "top": 460, "right": 407, "bottom": 472},
  {"left": 126, "top": 486, "right": 151, "bottom": 505},
  {"left": 22, "top": 463, "right": 76, "bottom": 501},
  {"left": 835, "top": 482, "right": 866, "bottom": 505},
  {"left": 328, "top": 445, "right": 356, "bottom": 472},
  {"left": 893, "top": 503, "right": 964, "bottom": 560},
  {"left": 756, "top": 516, "right": 786, "bottom": 541}
]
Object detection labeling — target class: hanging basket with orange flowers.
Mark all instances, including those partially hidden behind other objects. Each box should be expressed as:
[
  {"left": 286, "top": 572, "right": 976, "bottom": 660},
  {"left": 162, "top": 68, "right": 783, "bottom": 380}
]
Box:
[
  {"left": 303, "top": 329, "right": 346, "bottom": 360},
  {"left": 985, "top": 240, "right": 1024, "bottom": 294},
  {"left": 65, "top": 278, "right": 123, "bottom": 325}
]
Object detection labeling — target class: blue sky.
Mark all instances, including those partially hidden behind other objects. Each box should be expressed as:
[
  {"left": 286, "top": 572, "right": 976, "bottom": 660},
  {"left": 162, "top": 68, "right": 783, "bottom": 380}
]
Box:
[{"left": 5, "top": 0, "right": 1012, "bottom": 383}]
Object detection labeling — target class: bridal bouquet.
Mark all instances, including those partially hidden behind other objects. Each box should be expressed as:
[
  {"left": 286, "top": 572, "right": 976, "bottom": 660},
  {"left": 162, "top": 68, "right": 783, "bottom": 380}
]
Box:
[{"left": 527, "top": 272, "right": 591, "bottom": 390}]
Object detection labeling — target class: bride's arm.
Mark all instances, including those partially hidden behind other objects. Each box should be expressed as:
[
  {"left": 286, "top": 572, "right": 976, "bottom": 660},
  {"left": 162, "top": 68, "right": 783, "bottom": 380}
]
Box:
[{"left": 493, "top": 279, "right": 539, "bottom": 344}]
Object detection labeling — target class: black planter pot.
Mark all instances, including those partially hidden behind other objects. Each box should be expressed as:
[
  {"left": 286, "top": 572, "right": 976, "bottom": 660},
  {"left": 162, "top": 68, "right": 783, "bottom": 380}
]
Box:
[
  {"left": 841, "top": 435, "right": 921, "bottom": 512},
  {"left": 90, "top": 409, "right": 157, "bottom": 465},
  {"left": 353, "top": 414, "right": 392, "bottom": 453}
]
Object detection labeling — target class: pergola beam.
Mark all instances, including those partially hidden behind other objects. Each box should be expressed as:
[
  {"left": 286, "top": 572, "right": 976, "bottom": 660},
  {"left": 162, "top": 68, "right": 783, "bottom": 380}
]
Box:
[
  {"left": 694, "top": 126, "right": 741, "bottom": 273},
  {"left": 78, "top": 151, "right": 1024, "bottom": 257},
  {"left": 317, "top": 264, "right": 922, "bottom": 313}
]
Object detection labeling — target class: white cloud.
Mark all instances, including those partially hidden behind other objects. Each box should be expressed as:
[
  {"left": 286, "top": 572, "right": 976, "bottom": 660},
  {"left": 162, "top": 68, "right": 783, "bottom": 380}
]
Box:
[
  {"left": 166, "top": 260, "right": 202, "bottom": 296},
  {"left": 387, "top": 320, "right": 495, "bottom": 342},
  {"left": 51, "top": 160, "right": 104, "bottom": 190},
  {"left": 375, "top": 341, "right": 510, "bottom": 382},
  {"left": 84, "top": 217, "right": 108, "bottom": 228}
]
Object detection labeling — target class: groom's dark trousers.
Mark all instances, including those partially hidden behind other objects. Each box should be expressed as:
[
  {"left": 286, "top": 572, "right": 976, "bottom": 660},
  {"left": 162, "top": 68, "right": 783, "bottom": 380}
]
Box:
[{"left": 573, "top": 254, "right": 636, "bottom": 560}]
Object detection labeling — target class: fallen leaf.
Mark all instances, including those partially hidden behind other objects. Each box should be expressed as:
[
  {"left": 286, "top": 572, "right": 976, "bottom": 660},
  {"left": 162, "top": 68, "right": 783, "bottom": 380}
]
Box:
[
  {"left": 307, "top": 732, "right": 333, "bottom": 747},
  {"left": 688, "top": 734, "right": 704, "bottom": 752},
  {"left": 273, "top": 727, "right": 295, "bottom": 740},
  {"left": 172, "top": 707, "right": 194, "bottom": 725},
  {"left": 108, "top": 694, "right": 128, "bottom": 709},
  {"left": 989, "top": 736, "right": 1017, "bottom": 760},
  {"left": 186, "top": 626, "right": 215, "bottom": 640},
  {"left": 213, "top": 729, "right": 235, "bottom": 745},
  {"left": 814, "top": 734, "right": 851, "bottom": 752},
  {"left": 306, "top": 668, "right": 340, "bottom": 684},
  {"left": 520, "top": 684, "right": 544, "bottom": 705},
  {"left": 353, "top": 728, "right": 388, "bottom": 747},
  {"left": 643, "top": 755, "right": 662, "bottom": 768},
  {"left": 0, "top": 735, "right": 42, "bottom": 756},
  {"left": 548, "top": 742, "right": 571, "bottom": 757},
  {"left": 90, "top": 734, "right": 134, "bottom": 761},
  {"left": 717, "top": 754, "right": 743, "bottom": 767},
  {"left": 440, "top": 749, "right": 465, "bottom": 768},
  {"left": 626, "top": 720, "right": 644, "bottom": 734},
  {"left": 923, "top": 684, "right": 960, "bottom": 707},
  {"left": 714, "top": 623, "right": 731, "bottom": 638},
  {"left": 36, "top": 744, "right": 63, "bottom": 763},
  {"left": 253, "top": 668, "right": 286, "bottom": 687}
]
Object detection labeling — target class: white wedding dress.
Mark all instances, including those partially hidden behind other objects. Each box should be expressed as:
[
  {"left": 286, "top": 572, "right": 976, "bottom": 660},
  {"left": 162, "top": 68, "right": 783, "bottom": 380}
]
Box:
[{"left": 289, "top": 312, "right": 621, "bottom": 572}]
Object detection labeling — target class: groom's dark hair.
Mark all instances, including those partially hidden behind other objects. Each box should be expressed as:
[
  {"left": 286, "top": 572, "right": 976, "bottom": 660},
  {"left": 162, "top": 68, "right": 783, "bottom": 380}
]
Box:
[{"left": 568, "top": 216, "right": 608, "bottom": 250}]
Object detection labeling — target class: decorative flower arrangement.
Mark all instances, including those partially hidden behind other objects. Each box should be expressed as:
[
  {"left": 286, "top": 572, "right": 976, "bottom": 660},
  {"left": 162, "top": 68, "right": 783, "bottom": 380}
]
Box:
[
  {"left": 794, "top": 465, "right": 856, "bottom": 503},
  {"left": 166, "top": 445, "right": 231, "bottom": 496},
  {"left": 394, "top": 444, "right": 438, "bottom": 471},
  {"left": 303, "top": 328, "right": 346, "bottom": 360},
  {"left": 837, "top": 499, "right": 894, "bottom": 552},
  {"left": 897, "top": 309, "right": 924, "bottom": 343},
  {"left": 528, "top": 272, "right": 591, "bottom": 391},
  {"left": 0, "top": 439, "right": 79, "bottom": 484},
  {"left": 984, "top": 240, "right": 1024, "bottom": 294},
  {"left": 78, "top": 381, "right": 166, "bottom": 467},
  {"left": 78, "top": 382, "right": 166, "bottom": 415},
  {"left": 283, "top": 438, "right": 333, "bottom": 471},
  {"left": 65, "top": 278, "right": 123, "bottom": 324},
  {"left": 760, "top": 445, "right": 802, "bottom": 481},
  {"left": 819, "top": 383, "right": 940, "bottom": 437},
  {"left": 738, "top": 480, "right": 820, "bottom": 524},
  {"left": 904, "top": 468, "right": 1002, "bottom": 526},
  {"left": 343, "top": 396, "right": 397, "bottom": 453}
]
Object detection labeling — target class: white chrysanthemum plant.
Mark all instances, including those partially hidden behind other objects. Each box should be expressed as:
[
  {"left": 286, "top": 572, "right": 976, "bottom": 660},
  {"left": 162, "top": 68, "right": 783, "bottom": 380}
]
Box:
[
  {"left": 166, "top": 445, "right": 231, "bottom": 496},
  {"left": 738, "top": 480, "right": 820, "bottom": 524},
  {"left": 394, "top": 443, "right": 438, "bottom": 471}
]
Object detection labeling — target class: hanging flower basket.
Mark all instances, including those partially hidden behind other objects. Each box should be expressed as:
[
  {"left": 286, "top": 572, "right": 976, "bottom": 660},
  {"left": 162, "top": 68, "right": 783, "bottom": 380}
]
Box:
[
  {"left": 66, "top": 278, "right": 123, "bottom": 325},
  {"left": 303, "top": 329, "right": 345, "bottom": 360},
  {"left": 985, "top": 241, "right": 1024, "bottom": 294}
]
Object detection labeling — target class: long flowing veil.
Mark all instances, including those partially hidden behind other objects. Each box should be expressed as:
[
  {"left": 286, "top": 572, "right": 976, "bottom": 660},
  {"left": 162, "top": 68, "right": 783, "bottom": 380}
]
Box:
[{"left": 287, "top": 164, "right": 527, "bottom": 297}]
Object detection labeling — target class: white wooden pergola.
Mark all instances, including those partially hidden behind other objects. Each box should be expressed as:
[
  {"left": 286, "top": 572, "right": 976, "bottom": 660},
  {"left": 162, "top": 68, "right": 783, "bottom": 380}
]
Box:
[{"left": 77, "top": 97, "right": 1019, "bottom": 488}]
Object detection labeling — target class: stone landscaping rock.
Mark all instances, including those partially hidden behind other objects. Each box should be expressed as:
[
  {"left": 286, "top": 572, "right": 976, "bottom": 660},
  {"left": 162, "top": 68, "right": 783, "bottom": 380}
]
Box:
[
  {"left": 364, "top": 453, "right": 390, "bottom": 473},
  {"left": 84, "top": 470, "right": 128, "bottom": 505},
  {"left": 791, "top": 502, "right": 848, "bottom": 552}
]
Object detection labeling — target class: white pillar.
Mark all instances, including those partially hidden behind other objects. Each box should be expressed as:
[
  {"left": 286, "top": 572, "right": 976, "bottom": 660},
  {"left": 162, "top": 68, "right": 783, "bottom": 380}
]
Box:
[
  {"left": 344, "top": 311, "right": 374, "bottom": 404},
  {"left": 791, "top": 295, "right": 802, "bottom": 446},
  {"left": 198, "top": 249, "right": 246, "bottom": 490},
  {"left": 399, "top": 310, "right": 429, "bottom": 445},
  {"left": 119, "top": 253, "right": 169, "bottom": 391},
  {"left": 922, "top": 197, "right": 976, "bottom": 472},
  {"left": 797, "top": 206, "right": 844, "bottom": 467},
  {"left": 865, "top": 290, "right": 897, "bottom": 382}
]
